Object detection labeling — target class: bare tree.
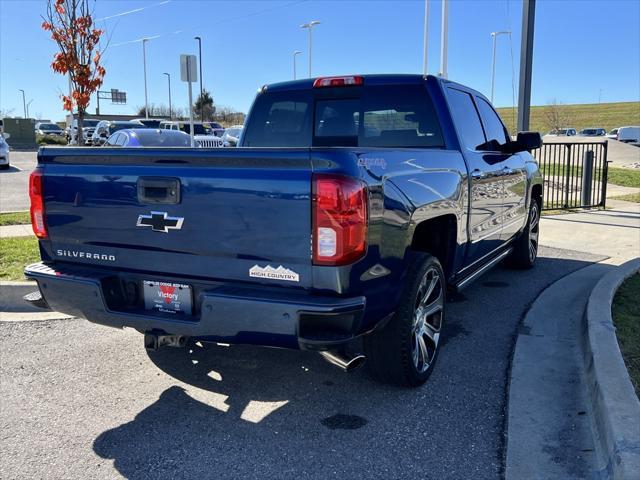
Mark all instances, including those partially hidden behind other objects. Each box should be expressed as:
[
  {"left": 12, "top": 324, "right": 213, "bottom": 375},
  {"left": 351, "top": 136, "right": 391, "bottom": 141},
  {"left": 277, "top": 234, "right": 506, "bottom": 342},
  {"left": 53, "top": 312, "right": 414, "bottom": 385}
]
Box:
[
  {"left": 543, "top": 99, "right": 573, "bottom": 133},
  {"left": 136, "top": 103, "right": 184, "bottom": 119}
]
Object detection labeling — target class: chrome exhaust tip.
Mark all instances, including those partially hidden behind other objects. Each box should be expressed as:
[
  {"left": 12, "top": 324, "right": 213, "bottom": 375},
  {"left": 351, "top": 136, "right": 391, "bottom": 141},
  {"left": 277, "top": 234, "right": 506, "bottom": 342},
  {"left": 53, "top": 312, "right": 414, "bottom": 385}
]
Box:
[{"left": 320, "top": 351, "right": 366, "bottom": 372}]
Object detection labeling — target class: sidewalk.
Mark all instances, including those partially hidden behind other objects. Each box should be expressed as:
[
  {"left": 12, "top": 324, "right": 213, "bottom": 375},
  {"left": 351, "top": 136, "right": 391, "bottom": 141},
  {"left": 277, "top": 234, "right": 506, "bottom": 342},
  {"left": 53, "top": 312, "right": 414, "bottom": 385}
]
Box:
[
  {"left": 0, "top": 224, "right": 32, "bottom": 238},
  {"left": 540, "top": 199, "right": 640, "bottom": 264},
  {"left": 507, "top": 199, "right": 640, "bottom": 479}
]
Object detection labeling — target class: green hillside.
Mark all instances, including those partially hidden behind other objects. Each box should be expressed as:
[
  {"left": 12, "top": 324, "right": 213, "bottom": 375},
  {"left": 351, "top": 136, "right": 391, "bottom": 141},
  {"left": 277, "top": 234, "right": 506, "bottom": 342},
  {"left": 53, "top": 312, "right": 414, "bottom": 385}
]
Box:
[{"left": 496, "top": 101, "right": 640, "bottom": 135}]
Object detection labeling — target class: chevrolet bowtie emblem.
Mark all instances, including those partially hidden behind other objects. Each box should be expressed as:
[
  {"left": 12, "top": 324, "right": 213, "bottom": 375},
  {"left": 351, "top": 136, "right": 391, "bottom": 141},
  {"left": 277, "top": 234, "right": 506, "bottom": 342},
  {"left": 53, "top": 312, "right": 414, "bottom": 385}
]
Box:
[{"left": 136, "top": 211, "right": 184, "bottom": 233}]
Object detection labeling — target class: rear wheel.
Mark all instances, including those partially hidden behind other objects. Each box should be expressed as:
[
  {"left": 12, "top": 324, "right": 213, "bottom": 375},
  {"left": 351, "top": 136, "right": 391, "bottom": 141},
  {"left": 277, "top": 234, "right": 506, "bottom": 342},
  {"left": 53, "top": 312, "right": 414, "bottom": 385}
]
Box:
[
  {"left": 364, "top": 253, "right": 445, "bottom": 387},
  {"left": 508, "top": 199, "right": 540, "bottom": 269}
]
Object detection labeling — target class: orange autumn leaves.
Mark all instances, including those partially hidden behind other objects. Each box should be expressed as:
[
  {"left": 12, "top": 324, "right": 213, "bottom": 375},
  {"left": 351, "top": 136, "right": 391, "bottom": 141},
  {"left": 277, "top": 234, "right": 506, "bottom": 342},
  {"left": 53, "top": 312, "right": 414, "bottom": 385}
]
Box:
[{"left": 42, "top": 0, "right": 105, "bottom": 112}]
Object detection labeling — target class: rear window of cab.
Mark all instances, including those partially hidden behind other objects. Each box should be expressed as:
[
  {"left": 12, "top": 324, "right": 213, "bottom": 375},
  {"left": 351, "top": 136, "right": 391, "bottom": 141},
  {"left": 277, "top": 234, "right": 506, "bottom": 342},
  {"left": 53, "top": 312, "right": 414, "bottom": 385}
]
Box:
[{"left": 242, "top": 84, "right": 444, "bottom": 148}]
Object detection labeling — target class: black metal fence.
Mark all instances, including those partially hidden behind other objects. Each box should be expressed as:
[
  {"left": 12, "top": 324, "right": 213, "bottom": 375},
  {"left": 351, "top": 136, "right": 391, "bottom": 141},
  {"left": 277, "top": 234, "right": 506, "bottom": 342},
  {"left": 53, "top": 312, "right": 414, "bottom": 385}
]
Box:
[{"left": 533, "top": 141, "right": 609, "bottom": 211}]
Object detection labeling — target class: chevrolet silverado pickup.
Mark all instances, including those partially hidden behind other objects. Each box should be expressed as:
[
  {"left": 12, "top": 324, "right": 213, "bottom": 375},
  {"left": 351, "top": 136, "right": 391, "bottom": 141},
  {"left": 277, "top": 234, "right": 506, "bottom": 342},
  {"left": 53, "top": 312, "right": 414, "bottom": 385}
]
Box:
[{"left": 25, "top": 74, "right": 543, "bottom": 387}]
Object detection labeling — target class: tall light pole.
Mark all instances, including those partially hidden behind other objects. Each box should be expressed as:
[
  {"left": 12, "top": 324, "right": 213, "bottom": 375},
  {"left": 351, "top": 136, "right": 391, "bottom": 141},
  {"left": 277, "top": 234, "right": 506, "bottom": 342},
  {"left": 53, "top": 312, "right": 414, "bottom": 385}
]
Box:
[
  {"left": 439, "top": 0, "right": 449, "bottom": 78},
  {"left": 26, "top": 99, "right": 33, "bottom": 119},
  {"left": 293, "top": 50, "right": 302, "bottom": 80},
  {"left": 194, "top": 36, "right": 203, "bottom": 121},
  {"left": 142, "top": 38, "right": 149, "bottom": 119},
  {"left": 300, "top": 20, "right": 320, "bottom": 77},
  {"left": 422, "top": 0, "right": 430, "bottom": 74},
  {"left": 490, "top": 31, "right": 511, "bottom": 104},
  {"left": 517, "top": 0, "right": 536, "bottom": 132},
  {"left": 163, "top": 73, "right": 172, "bottom": 119},
  {"left": 18, "top": 89, "right": 26, "bottom": 118}
]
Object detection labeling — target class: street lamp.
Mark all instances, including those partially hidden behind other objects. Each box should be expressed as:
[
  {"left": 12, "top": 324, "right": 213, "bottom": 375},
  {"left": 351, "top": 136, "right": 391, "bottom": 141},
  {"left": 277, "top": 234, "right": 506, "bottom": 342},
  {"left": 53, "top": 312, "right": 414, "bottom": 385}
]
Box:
[
  {"left": 142, "top": 38, "right": 149, "bottom": 119},
  {"left": 18, "top": 89, "right": 26, "bottom": 118},
  {"left": 194, "top": 36, "right": 203, "bottom": 120},
  {"left": 26, "top": 99, "right": 33, "bottom": 119},
  {"left": 422, "top": 0, "right": 430, "bottom": 74},
  {"left": 293, "top": 50, "right": 302, "bottom": 80},
  {"left": 490, "top": 31, "right": 511, "bottom": 104},
  {"left": 439, "top": 0, "right": 449, "bottom": 78},
  {"left": 300, "top": 20, "right": 320, "bottom": 77},
  {"left": 163, "top": 73, "right": 172, "bottom": 120}
]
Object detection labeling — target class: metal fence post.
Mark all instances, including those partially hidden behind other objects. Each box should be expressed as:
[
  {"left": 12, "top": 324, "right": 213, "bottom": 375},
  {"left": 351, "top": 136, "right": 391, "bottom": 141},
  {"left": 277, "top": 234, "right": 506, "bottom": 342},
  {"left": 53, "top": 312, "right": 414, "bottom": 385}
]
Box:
[
  {"left": 563, "top": 144, "right": 572, "bottom": 208},
  {"left": 601, "top": 141, "right": 609, "bottom": 209},
  {"left": 581, "top": 150, "right": 594, "bottom": 207}
]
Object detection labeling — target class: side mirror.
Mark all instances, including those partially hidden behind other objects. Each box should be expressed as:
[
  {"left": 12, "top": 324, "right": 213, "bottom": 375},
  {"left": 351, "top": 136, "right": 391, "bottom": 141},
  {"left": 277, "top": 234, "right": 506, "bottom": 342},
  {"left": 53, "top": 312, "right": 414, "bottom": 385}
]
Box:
[
  {"left": 516, "top": 131, "right": 542, "bottom": 151},
  {"left": 502, "top": 131, "right": 542, "bottom": 153}
]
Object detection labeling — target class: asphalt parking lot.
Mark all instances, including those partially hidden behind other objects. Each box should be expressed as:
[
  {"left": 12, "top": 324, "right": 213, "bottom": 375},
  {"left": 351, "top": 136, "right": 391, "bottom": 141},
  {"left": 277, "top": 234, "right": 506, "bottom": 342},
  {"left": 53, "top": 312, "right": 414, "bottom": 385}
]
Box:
[
  {"left": 0, "top": 246, "right": 602, "bottom": 480},
  {"left": 0, "top": 151, "right": 35, "bottom": 212}
]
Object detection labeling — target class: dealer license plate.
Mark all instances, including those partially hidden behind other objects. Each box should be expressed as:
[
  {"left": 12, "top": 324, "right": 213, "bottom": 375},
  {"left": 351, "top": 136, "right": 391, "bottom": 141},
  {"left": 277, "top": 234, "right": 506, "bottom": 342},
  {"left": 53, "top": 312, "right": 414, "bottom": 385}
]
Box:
[{"left": 143, "top": 281, "right": 192, "bottom": 315}]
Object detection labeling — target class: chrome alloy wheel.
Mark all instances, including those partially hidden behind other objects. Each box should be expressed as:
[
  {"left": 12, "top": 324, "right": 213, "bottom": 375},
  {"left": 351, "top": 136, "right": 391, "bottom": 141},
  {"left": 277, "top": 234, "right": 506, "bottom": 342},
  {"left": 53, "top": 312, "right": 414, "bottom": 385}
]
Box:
[
  {"left": 411, "top": 266, "right": 444, "bottom": 373},
  {"left": 528, "top": 202, "right": 540, "bottom": 263}
]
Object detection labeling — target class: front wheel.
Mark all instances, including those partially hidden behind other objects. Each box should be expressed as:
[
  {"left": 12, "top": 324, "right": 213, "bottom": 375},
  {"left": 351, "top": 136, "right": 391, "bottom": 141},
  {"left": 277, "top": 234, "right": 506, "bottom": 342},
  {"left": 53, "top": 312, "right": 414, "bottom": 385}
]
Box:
[
  {"left": 508, "top": 199, "right": 540, "bottom": 269},
  {"left": 364, "top": 253, "right": 445, "bottom": 387}
]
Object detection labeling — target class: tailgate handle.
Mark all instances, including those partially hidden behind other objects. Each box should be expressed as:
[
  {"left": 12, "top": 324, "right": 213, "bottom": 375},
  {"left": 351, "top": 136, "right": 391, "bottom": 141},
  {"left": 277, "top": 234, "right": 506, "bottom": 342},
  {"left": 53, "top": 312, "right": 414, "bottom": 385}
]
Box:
[{"left": 137, "top": 177, "right": 181, "bottom": 204}]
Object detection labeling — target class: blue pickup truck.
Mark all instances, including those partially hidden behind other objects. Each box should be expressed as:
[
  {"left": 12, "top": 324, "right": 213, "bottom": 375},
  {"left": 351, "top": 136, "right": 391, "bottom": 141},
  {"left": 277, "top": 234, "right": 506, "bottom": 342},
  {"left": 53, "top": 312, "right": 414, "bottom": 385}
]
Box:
[{"left": 25, "top": 74, "right": 542, "bottom": 387}]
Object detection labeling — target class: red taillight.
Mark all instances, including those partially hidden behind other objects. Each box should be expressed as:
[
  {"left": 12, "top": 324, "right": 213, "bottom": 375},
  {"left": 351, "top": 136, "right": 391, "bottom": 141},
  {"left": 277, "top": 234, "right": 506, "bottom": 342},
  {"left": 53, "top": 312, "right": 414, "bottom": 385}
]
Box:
[
  {"left": 312, "top": 174, "right": 368, "bottom": 266},
  {"left": 29, "top": 170, "right": 47, "bottom": 239},
  {"left": 313, "top": 76, "right": 364, "bottom": 88}
]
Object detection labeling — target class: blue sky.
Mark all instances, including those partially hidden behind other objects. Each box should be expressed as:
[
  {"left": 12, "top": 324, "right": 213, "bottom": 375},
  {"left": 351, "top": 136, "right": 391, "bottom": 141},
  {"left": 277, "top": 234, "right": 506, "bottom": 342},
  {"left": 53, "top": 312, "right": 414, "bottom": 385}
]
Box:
[{"left": 1, "top": 0, "right": 639, "bottom": 121}]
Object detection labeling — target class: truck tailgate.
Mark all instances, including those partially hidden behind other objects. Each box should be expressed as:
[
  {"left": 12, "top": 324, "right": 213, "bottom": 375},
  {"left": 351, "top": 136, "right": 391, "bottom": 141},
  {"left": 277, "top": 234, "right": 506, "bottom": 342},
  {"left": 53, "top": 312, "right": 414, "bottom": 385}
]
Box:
[{"left": 39, "top": 149, "right": 313, "bottom": 288}]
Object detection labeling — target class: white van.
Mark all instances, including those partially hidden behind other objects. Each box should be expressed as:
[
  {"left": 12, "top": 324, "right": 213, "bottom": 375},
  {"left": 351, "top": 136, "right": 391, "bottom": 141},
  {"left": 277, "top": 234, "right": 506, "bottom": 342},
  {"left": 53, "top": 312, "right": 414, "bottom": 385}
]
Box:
[{"left": 616, "top": 126, "right": 640, "bottom": 143}]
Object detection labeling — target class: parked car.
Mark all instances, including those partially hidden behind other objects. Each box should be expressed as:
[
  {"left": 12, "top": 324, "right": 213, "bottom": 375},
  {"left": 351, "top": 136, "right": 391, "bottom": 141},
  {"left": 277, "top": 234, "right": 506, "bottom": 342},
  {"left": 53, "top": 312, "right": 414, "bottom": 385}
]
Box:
[
  {"left": 546, "top": 128, "right": 577, "bottom": 136},
  {"left": 68, "top": 119, "right": 100, "bottom": 145},
  {"left": 0, "top": 135, "right": 9, "bottom": 169},
  {"left": 132, "top": 118, "right": 166, "bottom": 128},
  {"left": 205, "top": 121, "right": 225, "bottom": 137},
  {"left": 25, "top": 74, "right": 542, "bottom": 387},
  {"left": 606, "top": 128, "right": 619, "bottom": 139},
  {"left": 221, "top": 126, "right": 243, "bottom": 147},
  {"left": 104, "top": 129, "right": 191, "bottom": 147},
  {"left": 92, "top": 121, "right": 146, "bottom": 146},
  {"left": 159, "top": 121, "right": 223, "bottom": 147},
  {"left": 578, "top": 128, "right": 606, "bottom": 136},
  {"left": 616, "top": 126, "right": 640, "bottom": 143},
  {"left": 35, "top": 122, "right": 65, "bottom": 137}
]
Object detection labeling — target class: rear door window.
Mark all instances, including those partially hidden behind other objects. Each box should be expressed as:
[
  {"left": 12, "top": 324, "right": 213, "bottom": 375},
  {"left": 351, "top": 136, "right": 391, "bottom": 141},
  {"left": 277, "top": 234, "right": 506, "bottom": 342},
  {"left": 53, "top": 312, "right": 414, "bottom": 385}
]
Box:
[
  {"left": 446, "top": 88, "right": 486, "bottom": 150},
  {"left": 475, "top": 97, "right": 509, "bottom": 145}
]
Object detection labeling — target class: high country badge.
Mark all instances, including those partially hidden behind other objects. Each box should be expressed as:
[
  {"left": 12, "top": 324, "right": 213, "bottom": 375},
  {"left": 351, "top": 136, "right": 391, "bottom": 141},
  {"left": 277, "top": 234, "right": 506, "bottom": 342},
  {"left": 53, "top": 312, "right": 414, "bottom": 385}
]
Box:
[{"left": 249, "top": 265, "right": 300, "bottom": 282}]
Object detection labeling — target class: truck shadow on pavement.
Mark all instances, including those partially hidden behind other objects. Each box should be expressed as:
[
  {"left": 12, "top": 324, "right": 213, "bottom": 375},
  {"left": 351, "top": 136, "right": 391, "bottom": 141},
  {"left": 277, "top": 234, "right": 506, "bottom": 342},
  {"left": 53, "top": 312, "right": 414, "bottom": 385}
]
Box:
[{"left": 92, "top": 251, "right": 603, "bottom": 479}]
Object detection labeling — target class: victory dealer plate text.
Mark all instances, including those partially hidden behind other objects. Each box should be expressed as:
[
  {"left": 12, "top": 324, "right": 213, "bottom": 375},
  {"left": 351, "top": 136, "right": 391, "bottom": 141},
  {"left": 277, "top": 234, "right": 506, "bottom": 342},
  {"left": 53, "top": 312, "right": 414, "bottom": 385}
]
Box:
[{"left": 143, "top": 281, "right": 192, "bottom": 315}]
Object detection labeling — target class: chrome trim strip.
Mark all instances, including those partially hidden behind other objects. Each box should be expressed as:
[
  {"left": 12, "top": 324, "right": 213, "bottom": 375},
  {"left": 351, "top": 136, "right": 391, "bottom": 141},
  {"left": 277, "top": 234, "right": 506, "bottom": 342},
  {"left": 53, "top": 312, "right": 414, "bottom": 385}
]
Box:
[{"left": 456, "top": 248, "right": 512, "bottom": 291}]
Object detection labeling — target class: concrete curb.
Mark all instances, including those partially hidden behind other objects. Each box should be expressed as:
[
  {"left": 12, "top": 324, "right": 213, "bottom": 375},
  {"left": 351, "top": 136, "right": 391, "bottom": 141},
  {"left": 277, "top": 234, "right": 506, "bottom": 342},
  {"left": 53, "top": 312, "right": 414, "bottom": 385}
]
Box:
[
  {"left": 584, "top": 257, "right": 640, "bottom": 480},
  {"left": 0, "top": 281, "right": 71, "bottom": 321}
]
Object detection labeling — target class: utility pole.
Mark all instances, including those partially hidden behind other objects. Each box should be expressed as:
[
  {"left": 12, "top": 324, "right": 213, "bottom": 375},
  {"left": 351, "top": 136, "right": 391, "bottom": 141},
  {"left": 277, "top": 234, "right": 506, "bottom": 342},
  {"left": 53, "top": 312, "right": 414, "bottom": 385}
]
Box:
[
  {"left": 163, "top": 73, "right": 172, "bottom": 119},
  {"left": 26, "top": 100, "right": 33, "bottom": 119},
  {"left": 439, "top": 0, "right": 449, "bottom": 78},
  {"left": 293, "top": 50, "right": 301, "bottom": 79},
  {"left": 300, "top": 21, "right": 320, "bottom": 77},
  {"left": 194, "top": 36, "right": 203, "bottom": 120},
  {"left": 490, "top": 31, "right": 511, "bottom": 104},
  {"left": 423, "top": 0, "right": 429, "bottom": 74},
  {"left": 18, "top": 89, "right": 26, "bottom": 118},
  {"left": 142, "top": 38, "right": 149, "bottom": 119},
  {"left": 517, "top": 0, "right": 536, "bottom": 132}
]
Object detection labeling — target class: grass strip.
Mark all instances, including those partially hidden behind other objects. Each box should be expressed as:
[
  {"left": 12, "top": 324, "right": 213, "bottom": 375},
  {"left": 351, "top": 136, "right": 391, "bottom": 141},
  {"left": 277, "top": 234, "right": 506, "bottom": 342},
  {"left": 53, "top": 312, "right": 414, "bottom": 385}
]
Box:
[
  {"left": 612, "top": 273, "right": 640, "bottom": 397},
  {"left": 0, "top": 236, "right": 40, "bottom": 281}
]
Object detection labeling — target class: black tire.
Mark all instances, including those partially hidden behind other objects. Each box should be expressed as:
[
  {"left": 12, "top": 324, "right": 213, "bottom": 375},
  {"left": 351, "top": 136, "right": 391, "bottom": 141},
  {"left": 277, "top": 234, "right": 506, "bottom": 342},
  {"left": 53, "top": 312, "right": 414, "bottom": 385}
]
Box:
[
  {"left": 508, "top": 198, "right": 540, "bottom": 269},
  {"left": 364, "top": 252, "right": 446, "bottom": 387}
]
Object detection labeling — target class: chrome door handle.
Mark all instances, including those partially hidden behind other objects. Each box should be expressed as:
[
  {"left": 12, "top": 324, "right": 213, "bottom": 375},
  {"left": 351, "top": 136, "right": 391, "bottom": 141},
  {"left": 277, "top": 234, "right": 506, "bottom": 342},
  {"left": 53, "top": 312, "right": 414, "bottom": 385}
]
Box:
[{"left": 471, "top": 169, "right": 484, "bottom": 179}]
